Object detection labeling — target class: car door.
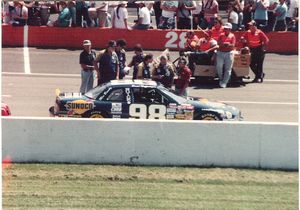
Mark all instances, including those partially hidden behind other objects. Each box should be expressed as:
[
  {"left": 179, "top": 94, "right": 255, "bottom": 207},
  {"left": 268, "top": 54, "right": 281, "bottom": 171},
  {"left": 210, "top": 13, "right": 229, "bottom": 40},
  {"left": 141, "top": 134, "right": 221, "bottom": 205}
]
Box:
[
  {"left": 130, "top": 87, "right": 170, "bottom": 119},
  {"left": 96, "top": 87, "right": 131, "bottom": 118}
]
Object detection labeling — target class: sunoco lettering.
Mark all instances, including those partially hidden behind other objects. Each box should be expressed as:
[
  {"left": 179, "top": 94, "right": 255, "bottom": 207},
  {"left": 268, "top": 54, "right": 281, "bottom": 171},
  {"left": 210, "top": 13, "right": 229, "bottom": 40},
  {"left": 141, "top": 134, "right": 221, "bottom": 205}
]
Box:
[{"left": 67, "top": 103, "right": 93, "bottom": 110}]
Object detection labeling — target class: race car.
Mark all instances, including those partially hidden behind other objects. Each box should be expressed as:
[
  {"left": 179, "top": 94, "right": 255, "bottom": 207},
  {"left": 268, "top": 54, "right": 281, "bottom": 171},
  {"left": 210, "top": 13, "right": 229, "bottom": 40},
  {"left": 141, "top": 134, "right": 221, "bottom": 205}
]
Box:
[{"left": 49, "top": 80, "right": 242, "bottom": 121}]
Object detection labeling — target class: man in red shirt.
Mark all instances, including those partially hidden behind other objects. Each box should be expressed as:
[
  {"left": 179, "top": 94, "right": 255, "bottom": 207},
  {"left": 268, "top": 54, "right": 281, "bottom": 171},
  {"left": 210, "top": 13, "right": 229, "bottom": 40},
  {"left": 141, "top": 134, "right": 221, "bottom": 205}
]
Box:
[
  {"left": 175, "top": 58, "right": 192, "bottom": 97},
  {"left": 185, "top": 31, "right": 200, "bottom": 72},
  {"left": 241, "top": 20, "right": 269, "bottom": 82},
  {"left": 216, "top": 23, "right": 236, "bottom": 88}
]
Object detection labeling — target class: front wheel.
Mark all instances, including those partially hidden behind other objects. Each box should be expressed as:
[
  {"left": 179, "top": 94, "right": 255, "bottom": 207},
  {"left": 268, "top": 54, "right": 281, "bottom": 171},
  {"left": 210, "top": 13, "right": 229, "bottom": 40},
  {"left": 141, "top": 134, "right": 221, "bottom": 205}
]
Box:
[
  {"left": 196, "top": 112, "right": 223, "bottom": 121},
  {"left": 85, "top": 111, "right": 107, "bottom": 118}
]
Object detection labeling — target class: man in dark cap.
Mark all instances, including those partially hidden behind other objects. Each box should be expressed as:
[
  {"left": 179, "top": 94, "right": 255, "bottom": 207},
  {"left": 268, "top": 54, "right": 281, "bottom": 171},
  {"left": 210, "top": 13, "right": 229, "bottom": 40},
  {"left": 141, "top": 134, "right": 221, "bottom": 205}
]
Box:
[{"left": 94, "top": 40, "right": 119, "bottom": 85}]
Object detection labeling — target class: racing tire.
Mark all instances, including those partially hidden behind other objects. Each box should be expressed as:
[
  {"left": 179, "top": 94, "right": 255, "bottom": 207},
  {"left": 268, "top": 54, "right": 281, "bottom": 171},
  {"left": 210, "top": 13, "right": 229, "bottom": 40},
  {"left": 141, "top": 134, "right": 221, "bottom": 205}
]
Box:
[
  {"left": 49, "top": 106, "right": 55, "bottom": 117},
  {"left": 85, "top": 111, "right": 107, "bottom": 118},
  {"left": 196, "top": 112, "right": 223, "bottom": 121}
]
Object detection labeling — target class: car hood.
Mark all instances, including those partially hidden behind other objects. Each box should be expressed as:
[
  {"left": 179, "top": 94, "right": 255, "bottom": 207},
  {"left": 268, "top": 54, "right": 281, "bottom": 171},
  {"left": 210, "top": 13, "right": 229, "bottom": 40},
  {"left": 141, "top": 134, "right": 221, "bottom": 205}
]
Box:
[{"left": 187, "top": 96, "right": 241, "bottom": 119}]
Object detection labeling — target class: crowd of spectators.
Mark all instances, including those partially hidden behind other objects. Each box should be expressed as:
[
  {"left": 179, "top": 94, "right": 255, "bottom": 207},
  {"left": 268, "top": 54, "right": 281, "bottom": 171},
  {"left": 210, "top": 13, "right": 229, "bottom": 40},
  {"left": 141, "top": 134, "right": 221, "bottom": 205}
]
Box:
[{"left": 2, "top": 0, "right": 298, "bottom": 32}]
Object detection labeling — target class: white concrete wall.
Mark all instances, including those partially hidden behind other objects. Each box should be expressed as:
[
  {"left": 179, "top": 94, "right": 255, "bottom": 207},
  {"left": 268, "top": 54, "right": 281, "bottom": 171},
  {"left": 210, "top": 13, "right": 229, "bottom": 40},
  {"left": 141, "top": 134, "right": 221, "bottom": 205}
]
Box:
[{"left": 2, "top": 117, "right": 298, "bottom": 170}]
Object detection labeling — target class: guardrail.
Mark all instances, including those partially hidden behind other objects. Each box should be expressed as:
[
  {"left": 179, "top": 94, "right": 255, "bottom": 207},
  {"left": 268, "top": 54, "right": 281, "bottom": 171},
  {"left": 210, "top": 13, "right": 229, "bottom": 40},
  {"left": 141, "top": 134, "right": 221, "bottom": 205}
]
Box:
[
  {"left": 2, "top": 117, "right": 298, "bottom": 170},
  {"left": 2, "top": 25, "right": 298, "bottom": 53}
]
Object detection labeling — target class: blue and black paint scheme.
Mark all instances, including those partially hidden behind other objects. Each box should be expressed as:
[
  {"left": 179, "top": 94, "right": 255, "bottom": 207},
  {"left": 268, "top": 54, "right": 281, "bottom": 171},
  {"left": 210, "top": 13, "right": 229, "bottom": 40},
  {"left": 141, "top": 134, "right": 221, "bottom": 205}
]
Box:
[{"left": 49, "top": 80, "right": 242, "bottom": 121}]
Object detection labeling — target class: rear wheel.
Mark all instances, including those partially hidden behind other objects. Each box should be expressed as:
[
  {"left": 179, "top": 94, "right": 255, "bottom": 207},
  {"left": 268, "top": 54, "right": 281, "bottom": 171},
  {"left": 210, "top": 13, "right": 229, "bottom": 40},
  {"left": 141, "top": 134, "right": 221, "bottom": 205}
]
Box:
[{"left": 196, "top": 112, "right": 223, "bottom": 121}]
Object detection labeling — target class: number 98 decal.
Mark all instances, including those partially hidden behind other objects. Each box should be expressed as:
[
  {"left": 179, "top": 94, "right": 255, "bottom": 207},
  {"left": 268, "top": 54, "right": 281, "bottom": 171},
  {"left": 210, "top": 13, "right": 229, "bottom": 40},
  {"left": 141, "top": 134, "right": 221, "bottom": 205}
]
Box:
[{"left": 129, "top": 104, "right": 166, "bottom": 119}]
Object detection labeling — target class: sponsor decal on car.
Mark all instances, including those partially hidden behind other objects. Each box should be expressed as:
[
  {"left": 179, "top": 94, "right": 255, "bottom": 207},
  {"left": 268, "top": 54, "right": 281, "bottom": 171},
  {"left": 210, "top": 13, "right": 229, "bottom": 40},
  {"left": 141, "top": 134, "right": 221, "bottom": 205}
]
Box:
[
  {"left": 111, "top": 103, "right": 122, "bottom": 114},
  {"left": 65, "top": 100, "right": 94, "bottom": 115}
]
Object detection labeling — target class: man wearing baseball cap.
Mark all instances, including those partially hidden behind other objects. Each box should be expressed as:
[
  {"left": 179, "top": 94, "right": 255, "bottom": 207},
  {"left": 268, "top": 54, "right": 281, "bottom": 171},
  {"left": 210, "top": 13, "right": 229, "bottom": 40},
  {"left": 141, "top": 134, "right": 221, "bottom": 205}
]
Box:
[
  {"left": 94, "top": 40, "right": 119, "bottom": 85},
  {"left": 79, "top": 40, "right": 96, "bottom": 94},
  {"left": 216, "top": 22, "right": 236, "bottom": 88}
]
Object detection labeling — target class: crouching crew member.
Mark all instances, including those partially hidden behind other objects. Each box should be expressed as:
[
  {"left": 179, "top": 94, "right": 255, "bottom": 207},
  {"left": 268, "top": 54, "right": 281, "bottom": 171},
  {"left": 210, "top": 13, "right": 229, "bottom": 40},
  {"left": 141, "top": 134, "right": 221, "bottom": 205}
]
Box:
[
  {"left": 128, "top": 44, "right": 145, "bottom": 79},
  {"left": 136, "top": 54, "right": 154, "bottom": 79},
  {"left": 94, "top": 40, "right": 119, "bottom": 85},
  {"left": 175, "top": 58, "right": 192, "bottom": 97},
  {"left": 185, "top": 30, "right": 219, "bottom": 65},
  {"left": 241, "top": 20, "right": 269, "bottom": 83},
  {"left": 152, "top": 55, "right": 175, "bottom": 88}
]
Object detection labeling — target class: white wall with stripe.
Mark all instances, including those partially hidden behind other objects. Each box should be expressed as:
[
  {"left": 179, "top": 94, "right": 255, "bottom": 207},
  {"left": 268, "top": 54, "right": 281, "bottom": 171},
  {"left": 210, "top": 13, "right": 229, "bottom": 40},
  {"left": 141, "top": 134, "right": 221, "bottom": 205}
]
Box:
[{"left": 2, "top": 117, "right": 298, "bottom": 170}]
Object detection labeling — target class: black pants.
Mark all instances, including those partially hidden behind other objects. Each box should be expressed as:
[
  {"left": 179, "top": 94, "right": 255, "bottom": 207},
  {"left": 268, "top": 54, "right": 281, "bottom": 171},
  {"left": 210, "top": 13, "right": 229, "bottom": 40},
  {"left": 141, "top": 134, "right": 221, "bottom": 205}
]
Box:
[
  {"left": 178, "top": 17, "right": 191, "bottom": 29},
  {"left": 153, "top": 1, "right": 162, "bottom": 28},
  {"left": 274, "top": 20, "right": 286, "bottom": 31},
  {"left": 250, "top": 46, "right": 265, "bottom": 79}
]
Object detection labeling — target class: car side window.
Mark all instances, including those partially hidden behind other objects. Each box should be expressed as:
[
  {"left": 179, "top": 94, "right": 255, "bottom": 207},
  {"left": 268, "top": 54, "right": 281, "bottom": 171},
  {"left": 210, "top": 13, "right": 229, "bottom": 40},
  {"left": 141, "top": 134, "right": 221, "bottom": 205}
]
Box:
[
  {"left": 105, "top": 88, "right": 126, "bottom": 102},
  {"left": 133, "top": 87, "right": 165, "bottom": 104}
]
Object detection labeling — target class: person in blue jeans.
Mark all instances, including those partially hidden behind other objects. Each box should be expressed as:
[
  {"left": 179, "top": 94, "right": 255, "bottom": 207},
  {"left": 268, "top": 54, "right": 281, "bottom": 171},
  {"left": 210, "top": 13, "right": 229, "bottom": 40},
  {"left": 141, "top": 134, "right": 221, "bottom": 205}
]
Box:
[{"left": 79, "top": 40, "right": 96, "bottom": 94}]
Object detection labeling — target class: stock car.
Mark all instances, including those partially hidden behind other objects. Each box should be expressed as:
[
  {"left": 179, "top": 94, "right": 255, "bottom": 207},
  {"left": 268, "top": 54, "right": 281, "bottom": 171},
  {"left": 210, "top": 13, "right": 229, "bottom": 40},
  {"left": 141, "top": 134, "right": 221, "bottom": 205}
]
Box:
[{"left": 49, "top": 80, "right": 242, "bottom": 121}]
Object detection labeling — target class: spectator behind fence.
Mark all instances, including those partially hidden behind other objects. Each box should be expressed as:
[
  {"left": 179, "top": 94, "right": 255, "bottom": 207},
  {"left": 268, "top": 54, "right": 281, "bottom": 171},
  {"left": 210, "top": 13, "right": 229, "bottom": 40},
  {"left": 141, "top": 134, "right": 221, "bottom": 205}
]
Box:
[
  {"left": 2, "top": 1, "right": 13, "bottom": 24},
  {"left": 11, "top": 1, "right": 28, "bottom": 26},
  {"left": 200, "top": 0, "right": 219, "bottom": 29},
  {"left": 253, "top": 0, "right": 269, "bottom": 30},
  {"left": 274, "top": 0, "right": 288, "bottom": 31},
  {"left": 158, "top": 1, "right": 178, "bottom": 29},
  {"left": 39, "top": 1, "right": 53, "bottom": 26},
  {"left": 153, "top": 0, "right": 162, "bottom": 28},
  {"left": 95, "top": 1, "right": 109, "bottom": 28},
  {"left": 228, "top": 2, "right": 239, "bottom": 31},
  {"left": 76, "top": 0, "right": 90, "bottom": 27},
  {"left": 68, "top": 1, "right": 76, "bottom": 27},
  {"left": 111, "top": 1, "right": 130, "bottom": 30},
  {"left": 53, "top": 1, "right": 71, "bottom": 27},
  {"left": 177, "top": 0, "right": 196, "bottom": 29},
  {"left": 132, "top": 1, "right": 151, "bottom": 30},
  {"left": 243, "top": 0, "right": 254, "bottom": 30},
  {"left": 192, "top": 0, "right": 203, "bottom": 29},
  {"left": 286, "top": 0, "right": 298, "bottom": 29},
  {"left": 233, "top": 0, "right": 244, "bottom": 29},
  {"left": 266, "top": 0, "right": 278, "bottom": 31}
]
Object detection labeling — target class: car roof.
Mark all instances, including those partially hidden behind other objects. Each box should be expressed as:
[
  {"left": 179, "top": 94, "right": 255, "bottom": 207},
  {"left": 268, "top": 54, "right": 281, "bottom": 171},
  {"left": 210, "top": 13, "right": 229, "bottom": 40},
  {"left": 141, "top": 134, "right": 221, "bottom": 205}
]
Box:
[{"left": 109, "top": 79, "right": 158, "bottom": 87}]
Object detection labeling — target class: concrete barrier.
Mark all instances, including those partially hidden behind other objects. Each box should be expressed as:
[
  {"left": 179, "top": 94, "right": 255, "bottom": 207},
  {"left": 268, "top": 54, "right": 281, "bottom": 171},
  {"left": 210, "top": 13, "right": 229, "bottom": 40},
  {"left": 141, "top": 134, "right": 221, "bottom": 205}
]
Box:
[{"left": 2, "top": 117, "right": 298, "bottom": 170}]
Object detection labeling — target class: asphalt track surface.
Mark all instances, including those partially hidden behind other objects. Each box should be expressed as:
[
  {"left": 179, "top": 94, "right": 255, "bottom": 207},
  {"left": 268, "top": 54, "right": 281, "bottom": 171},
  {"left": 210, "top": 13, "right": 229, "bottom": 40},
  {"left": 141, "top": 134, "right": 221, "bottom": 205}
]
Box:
[{"left": 1, "top": 47, "right": 298, "bottom": 122}]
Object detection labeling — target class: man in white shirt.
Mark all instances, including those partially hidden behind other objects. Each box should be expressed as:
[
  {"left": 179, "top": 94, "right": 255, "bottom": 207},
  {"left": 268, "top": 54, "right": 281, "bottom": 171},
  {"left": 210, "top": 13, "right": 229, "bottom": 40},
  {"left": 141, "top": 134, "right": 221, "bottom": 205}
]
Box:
[
  {"left": 132, "top": 1, "right": 151, "bottom": 30},
  {"left": 111, "top": 1, "right": 129, "bottom": 29},
  {"left": 11, "top": 1, "right": 28, "bottom": 26},
  {"left": 158, "top": 1, "right": 178, "bottom": 29},
  {"left": 286, "top": 0, "right": 298, "bottom": 25}
]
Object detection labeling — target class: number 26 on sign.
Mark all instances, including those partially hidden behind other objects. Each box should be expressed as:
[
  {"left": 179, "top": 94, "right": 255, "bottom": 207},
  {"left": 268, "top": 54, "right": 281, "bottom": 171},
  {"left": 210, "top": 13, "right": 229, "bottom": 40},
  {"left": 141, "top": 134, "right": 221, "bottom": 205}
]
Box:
[{"left": 165, "top": 31, "right": 187, "bottom": 49}]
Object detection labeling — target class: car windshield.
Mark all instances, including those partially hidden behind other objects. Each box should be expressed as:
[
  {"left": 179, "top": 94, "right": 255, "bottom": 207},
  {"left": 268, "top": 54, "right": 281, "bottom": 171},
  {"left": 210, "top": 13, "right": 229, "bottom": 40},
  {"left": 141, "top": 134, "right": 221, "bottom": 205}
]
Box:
[
  {"left": 84, "top": 85, "right": 108, "bottom": 99},
  {"left": 158, "top": 86, "right": 187, "bottom": 104}
]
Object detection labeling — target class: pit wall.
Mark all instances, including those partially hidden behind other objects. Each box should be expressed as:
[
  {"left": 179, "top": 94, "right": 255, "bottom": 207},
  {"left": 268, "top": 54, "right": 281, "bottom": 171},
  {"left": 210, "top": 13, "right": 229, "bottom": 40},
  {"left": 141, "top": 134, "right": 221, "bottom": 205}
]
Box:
[
  {"left": 2, "top": 25, "right": 298, "bottom": 53},
  {"left": 2, "top": 117, "right": 298, "bottom": 170}
]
